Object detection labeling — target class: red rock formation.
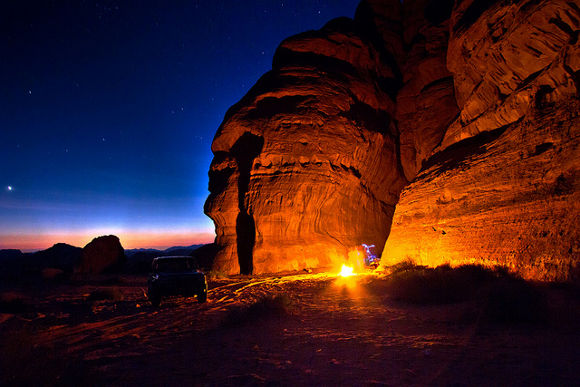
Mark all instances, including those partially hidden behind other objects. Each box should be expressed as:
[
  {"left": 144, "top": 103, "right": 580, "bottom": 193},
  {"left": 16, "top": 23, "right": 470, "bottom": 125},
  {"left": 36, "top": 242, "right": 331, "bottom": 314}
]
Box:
[
  {"left": 396, "top": 0, "right": 459, "bottom": 180},
  {"left": 205, "top": 3, "right": 408, "bottom": 274},
  {"left": 206, "top": 0, "right": 579, "bottom": 280},
  {"left": 76, "top": 235, "right": 126, "bottom": 274},
  {"left": 382, "top": 0, "right": 579, "bottom": 281},
  {"left": 441, "top": 0, "right": 579, "bottom": 149}
]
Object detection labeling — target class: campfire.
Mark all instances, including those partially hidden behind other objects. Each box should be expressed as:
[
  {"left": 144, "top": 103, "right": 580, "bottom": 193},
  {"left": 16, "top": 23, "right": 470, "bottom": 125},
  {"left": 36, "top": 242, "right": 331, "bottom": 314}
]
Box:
[
  {"left": 335, "top": 244, "right": 380, "bottom": 278},
  {"left": 339, "top": 264, "right": 355, "bottom": 277}
]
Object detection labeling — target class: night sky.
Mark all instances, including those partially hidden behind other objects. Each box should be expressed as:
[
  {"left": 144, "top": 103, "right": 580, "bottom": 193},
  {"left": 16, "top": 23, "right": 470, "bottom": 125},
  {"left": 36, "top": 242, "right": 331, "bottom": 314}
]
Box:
[{"left": 1, "top": 0, "right": 360, "bottom": 251}]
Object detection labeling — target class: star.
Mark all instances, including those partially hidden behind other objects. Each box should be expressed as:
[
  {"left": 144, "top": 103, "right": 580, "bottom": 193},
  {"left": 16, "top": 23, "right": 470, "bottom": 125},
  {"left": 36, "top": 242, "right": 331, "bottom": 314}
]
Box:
[{"left": 7, "top": 186, "right": 13, "bottom": 191}]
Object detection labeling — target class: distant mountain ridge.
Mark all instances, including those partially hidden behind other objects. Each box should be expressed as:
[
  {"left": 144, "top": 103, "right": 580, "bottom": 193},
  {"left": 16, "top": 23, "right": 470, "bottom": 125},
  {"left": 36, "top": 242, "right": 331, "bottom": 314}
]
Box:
[
  {"left": 125, "top": 244, "right": 203, "bottom": 257},
  {"left": 124, "top": 244, "right": 205, "bottom": 273},
  {"left": 0, "top": 243, "right": 207, "bottom": 278}
]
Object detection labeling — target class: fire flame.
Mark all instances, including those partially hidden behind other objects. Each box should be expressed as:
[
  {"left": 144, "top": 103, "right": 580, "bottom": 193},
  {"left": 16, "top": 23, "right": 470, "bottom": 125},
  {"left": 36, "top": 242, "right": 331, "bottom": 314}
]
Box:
[{"left": 339, "top": 264, "right": 354, "bottom": 277}]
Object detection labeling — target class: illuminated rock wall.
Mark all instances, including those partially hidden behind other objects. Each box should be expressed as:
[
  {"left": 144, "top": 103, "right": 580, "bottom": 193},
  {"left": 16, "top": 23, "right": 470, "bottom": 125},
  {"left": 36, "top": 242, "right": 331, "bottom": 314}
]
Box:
[
  {"left": 205, "top": 1, "right": 408, "bottom": 274},
  {"left": 206, "top": 0, "right": 579, "bottom": 279},
  {"left": 396, "top": 0, "right": 459, "bottom": 180},
  {"left": 382, "top": 0, "right": 580, "bottom": 281}
]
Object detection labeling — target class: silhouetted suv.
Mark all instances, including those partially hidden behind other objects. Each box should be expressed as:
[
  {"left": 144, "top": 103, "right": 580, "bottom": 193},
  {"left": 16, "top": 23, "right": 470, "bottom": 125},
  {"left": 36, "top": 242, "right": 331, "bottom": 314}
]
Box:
[{"left": 147, "top": 256, "right": 207, "bottom": 306}]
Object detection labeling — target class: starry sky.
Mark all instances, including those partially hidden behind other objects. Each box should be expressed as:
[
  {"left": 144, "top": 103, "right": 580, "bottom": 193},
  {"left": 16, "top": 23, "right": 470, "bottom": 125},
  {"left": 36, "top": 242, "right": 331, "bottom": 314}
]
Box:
[{"left": 0, "top": 0, "right": 361, "bottom": 251}]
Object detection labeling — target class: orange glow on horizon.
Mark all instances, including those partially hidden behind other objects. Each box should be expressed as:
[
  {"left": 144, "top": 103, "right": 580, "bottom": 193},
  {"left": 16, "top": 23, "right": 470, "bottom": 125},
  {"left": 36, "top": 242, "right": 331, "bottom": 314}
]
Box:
[{"left": 0, "top": 231, "right": 215, "bottom": 251}]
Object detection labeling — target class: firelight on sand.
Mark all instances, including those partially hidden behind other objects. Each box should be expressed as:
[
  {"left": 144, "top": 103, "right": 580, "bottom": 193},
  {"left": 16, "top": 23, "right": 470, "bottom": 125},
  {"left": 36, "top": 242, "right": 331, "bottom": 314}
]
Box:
[{"left": 339, "top": 264, "right": 355, "bottom": 277}]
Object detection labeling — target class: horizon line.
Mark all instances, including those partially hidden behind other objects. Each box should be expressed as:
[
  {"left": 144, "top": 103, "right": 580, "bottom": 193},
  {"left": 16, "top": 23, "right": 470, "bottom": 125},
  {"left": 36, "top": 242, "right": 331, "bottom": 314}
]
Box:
[{"left": 0, "top": 230, "right": 215, "bottom": 252}]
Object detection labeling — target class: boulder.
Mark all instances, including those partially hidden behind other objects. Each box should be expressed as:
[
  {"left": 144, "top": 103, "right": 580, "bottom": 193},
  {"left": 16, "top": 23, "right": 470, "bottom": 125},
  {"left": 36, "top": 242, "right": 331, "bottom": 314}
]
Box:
[{"left": 76, "top": 235, "right": 125, "bottom": 274}]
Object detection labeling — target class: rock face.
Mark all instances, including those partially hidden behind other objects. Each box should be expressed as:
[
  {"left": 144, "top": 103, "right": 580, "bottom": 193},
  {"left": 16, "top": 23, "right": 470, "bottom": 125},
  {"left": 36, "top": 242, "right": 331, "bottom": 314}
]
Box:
[
  {"left": 205, "top": 0, "right": 579, "bottom": 280},
  {"left": 205, "top": 4, "right": 408, "bottom": 274},
  {"left": 76, "top": 235, "right": 125, "bottom": 274},
  {"left": 396, "top": 0, "right": 459, "bottom": 180},
  {"left": 382, "top": 0, "right": 579, "bottom": 281}
]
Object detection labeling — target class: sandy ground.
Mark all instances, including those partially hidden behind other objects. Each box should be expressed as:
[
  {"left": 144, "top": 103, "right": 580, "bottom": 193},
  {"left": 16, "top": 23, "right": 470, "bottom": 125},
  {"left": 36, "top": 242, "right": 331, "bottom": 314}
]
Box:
[{"left": 0, "top": 272, "right": 578, "bottom": 386}]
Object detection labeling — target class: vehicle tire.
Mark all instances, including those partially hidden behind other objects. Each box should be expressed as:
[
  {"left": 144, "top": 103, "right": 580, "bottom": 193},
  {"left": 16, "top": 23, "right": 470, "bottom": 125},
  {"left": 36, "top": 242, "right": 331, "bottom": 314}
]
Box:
[
  {"left": 197, "top": 290, "right": 207, "bottom": 303},
  {"left": 149, "top": 288, "right": 161, "bottom": 307}
]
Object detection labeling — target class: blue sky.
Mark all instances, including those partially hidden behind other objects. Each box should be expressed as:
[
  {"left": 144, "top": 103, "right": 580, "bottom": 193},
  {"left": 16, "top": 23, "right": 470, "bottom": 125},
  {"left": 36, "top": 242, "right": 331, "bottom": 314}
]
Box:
[{"left": 0, "top": 0, "right": 360, "bottom": 250}]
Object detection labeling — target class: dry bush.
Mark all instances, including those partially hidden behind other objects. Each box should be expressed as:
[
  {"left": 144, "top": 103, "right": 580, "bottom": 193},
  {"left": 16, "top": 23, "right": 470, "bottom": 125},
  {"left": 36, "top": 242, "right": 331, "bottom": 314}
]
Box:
[
  {"left": 385, "top": 264, "right": 549, "bottom": 324},
  {"left": 387, "top": 258, "right": 424, "bottom": 273},
  {"left": 386, "top": 264, "right": 496, "bottom": 304}
]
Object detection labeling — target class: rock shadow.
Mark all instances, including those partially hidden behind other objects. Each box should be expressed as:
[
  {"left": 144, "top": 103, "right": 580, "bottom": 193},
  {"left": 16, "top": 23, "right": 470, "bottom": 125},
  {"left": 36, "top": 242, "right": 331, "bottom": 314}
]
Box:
[{"left": 231, "top": 132, "right": 264, "bottom": 274}]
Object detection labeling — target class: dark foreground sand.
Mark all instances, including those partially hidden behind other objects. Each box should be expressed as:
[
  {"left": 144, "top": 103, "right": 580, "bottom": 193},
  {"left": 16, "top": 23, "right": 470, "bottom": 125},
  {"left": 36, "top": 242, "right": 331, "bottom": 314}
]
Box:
[{"left": 1, "top": 271, "right": 578, "bottom": 386}]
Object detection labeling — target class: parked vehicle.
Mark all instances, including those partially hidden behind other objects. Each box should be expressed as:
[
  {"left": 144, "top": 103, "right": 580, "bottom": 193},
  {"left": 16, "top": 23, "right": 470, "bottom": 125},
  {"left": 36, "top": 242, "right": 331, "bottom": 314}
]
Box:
[{"left": 147, "top": 256, "right": 207, "bottom": 306}]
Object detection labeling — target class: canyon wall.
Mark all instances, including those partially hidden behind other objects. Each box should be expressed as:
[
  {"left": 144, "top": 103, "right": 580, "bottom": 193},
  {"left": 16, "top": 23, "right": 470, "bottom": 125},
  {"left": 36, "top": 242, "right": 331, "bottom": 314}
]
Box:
[
  {"left": 382, "top": 0, "right": 579, "bottom": 281},
  {"left": 205, "top": 0, "right": 579, "bottom": 280}
]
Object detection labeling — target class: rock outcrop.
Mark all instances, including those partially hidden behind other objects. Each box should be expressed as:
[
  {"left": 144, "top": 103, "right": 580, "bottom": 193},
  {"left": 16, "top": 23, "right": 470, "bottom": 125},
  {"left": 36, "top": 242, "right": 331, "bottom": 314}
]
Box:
[
  {"left": 30, "top": 243, "right": 82, "bottom": 273},
  {"left": 382, "top": 0, "right": 579, "bottom": 281},
  {"left": 76, "top": 235, "right": 125, "bottom": 274},
  {"left": 205, "top": 0, "right": 579, "bottom": 280},
  {"left": 0, "top": 245, "right": 81, "bottom": 280},
  {"left": 205, "top": 4, "right": 408, "bottom": 274}
]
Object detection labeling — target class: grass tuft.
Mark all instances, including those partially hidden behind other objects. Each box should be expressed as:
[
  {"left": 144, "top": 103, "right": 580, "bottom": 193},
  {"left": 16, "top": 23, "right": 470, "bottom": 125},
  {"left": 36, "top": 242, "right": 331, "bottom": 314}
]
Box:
[
  {"left": 384, "top": 263, "right": 548, "bottom": 325},
  {"left": 386, "top": 264, "right": 496, "bottom": 304}
]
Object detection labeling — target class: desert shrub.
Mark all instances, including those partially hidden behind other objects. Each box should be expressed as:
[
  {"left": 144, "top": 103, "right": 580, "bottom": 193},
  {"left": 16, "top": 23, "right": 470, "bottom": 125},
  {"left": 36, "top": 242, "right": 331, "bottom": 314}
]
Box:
[
  {"left": 86, "top": 286, "right": 124, "bottom": 302},
  {"left": 222, "top": 294, "right": 291, "bottom": 327},
  {"left": 388, "top": 258, "right": 423, "bottom": 274},
  {"left": 385, "top": 264, "right": 550, "bottom": 324},
  {"left": 386, "top": 264, "right": 497, "bottom": 304}
]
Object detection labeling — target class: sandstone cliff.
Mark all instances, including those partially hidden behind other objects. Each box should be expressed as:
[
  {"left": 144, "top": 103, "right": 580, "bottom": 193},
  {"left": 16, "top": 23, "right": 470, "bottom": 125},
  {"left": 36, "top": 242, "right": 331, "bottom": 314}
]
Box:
[
  {"left": 205, "top": 0, "right": 579, "bottom": 280},
  {"left": 205, "top": 5, "right": 408, "bottom": 274},
  {"left": 382, "top": 0, "right": 579, "bottom": 281}
]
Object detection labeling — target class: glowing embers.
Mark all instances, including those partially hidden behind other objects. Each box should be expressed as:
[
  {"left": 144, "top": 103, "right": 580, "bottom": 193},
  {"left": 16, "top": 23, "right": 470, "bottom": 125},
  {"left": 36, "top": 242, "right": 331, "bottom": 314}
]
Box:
[{"left": 339, "top": 264, "right": 355, "bottom": 277}]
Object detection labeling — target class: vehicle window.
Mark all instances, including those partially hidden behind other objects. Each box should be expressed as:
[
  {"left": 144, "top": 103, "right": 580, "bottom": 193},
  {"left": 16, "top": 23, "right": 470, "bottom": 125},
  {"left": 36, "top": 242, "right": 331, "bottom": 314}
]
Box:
[{"left": 156, "top": 258, "right": 194, "bottom": 272}]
